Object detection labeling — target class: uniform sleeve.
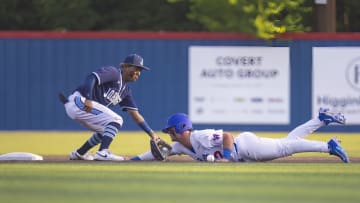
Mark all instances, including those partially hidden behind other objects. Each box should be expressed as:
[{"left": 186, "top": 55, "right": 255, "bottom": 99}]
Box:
[
  {"left": 119, "top": 88, "right": 138, "bottom": 111},
  {"left": 137, "top": 151, "right": 155, "bottom": 161},
  {"left": 92, "top": 66, "right": 120, "bottom": 85},
  {"left": 171, "top": 142, "right": 197, "bottom": 160}
]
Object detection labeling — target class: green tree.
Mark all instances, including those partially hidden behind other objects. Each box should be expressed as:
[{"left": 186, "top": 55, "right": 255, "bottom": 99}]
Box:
[
  {"left": 0, "top": 0, "right": 202, "bottom": 31},
  {"left": 34, "top": 0, "right": 99, "bottom": 30},
  {"left": 90, "top": 0, "right": 203, "bottom": 31},
  {"left": 0, "top": 0, "right": 98, "bottom": 30},
  {"left": 1, "top": 0, "right": 360, "bottom": 34},
  {"left": 336, "top": 0, "right": 360, "bottom": 32},
  {"left": 0, "top": 0, "right": 40, "bottom": 30},
  {"left": 245, "top": 0, "right": 312, "bottom": 38},
  {"left": 179, "top": 0, "right": 311, "bottom": 39}
]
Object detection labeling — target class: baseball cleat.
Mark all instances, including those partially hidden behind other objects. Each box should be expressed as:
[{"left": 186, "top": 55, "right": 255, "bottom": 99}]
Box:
[
  {"left": 94, "top": 149, "right": 124, "bottom": 161},
  {"left": 318, "top": 108, "right": 346, "bottom": 125},
  {"left": 328, "top": 138, "right": 350, "bottom": 163},
  {"left": 69, "top": 150, "right": 94, "bottom": 161}
]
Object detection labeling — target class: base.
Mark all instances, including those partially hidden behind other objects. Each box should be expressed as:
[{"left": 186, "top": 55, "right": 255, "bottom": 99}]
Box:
[{"left": 0, "top": 152, "right": 43, "bottom": 161}]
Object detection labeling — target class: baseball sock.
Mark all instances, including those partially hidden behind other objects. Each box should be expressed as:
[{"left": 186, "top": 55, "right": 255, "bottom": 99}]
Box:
[
  {"left": 77, "top": 133, "right": 103, "bottom": 155},
  {"left": 99, "top": 122, "right": 121, "bottom": 151}
]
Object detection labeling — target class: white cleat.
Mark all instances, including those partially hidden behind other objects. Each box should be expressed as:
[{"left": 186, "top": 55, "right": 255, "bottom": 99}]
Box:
[
  {"left": 94, "top": 149, "right": 125, "bottom": 161},
  {"left": 69, "top": 150, "right": 94, "bottom": 161}
]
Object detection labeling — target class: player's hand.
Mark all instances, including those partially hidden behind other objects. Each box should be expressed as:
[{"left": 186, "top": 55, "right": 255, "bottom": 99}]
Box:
[
  {"left": 84, "top": 99, "right": 93, "bottom": 113},
  {"left": 150, "top": 132, "right": 159, "bottom": 141},
  {"left": 150, "top": 137, "right": 172, "bottom": 161}
]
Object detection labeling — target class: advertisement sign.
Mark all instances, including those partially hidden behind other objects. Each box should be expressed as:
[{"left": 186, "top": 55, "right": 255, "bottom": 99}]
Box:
[
  {"left": 189, "top": 46, "right": 290, "bottom": 124},
  {"left": 313, "top": 47, "right": 360, "bottom": 125}
]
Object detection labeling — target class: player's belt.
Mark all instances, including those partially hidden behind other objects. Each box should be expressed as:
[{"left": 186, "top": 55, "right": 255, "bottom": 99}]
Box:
[
  {"left": 58, "top": 93, "right": 69, "bottom": 104},
  {"left": 233, "top": 143, "right": 245, "bottom": 162},
  {"left": 74, "top": 96, "right": 103, "bottom": 115}
]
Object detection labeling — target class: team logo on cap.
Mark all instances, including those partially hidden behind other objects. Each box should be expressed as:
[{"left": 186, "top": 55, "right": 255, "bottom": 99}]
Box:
[{"left": 139, "top": 57, "right": 143, "bottom": 66}]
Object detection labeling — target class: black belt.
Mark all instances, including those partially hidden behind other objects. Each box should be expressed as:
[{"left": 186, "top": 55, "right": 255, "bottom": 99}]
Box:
[
  {"left": 58, "top": 92, "right": 69, "bottom": 104},
  {"left": 233, "top": 143, "right": 245, "bottom": 162}
]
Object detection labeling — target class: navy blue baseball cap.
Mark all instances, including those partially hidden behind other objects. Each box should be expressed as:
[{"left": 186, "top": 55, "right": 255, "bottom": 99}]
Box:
[
  {"left": 121, "top": 54, "right": 150, "bottom": 70},
  {"left": 162, "top": 113, "right": 193, "bottom": 134}
]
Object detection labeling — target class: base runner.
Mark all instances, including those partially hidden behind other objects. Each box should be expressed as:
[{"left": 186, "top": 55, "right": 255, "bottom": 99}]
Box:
[{"left": 132, "top": 108, "right": 350, "bottom": 163}]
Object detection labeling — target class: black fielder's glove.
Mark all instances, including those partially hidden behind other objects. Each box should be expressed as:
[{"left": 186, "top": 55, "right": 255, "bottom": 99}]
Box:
[{"left": 150, "top": 139, "right": 172, "bottom": 161}]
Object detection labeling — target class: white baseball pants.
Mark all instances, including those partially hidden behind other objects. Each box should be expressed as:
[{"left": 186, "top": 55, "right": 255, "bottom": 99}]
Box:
[
  {"left": 234, "top": 118, "right": 329, "bottom": 162},
  {"left": 64, "top": 91, "right": 123, "bottom": 133}
]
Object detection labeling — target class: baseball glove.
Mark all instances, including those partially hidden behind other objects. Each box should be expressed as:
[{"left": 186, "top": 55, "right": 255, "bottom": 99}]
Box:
[{"left": 150, "top": 139, "right": 172, "bottom": 161}]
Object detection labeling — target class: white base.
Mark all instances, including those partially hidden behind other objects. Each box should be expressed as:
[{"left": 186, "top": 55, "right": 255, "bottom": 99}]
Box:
[{"left": 0, "top": 152, "right": 43, "bottom": 161}]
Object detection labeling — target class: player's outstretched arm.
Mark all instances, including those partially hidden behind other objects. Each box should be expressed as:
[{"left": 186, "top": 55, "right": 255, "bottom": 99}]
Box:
[
  {"left": 131, "top": 142, "right": 189, "bottom": 161},
  {"left": 127, "top": 109, "right": 159, "bottom": 140},
  {"left": 130, "top": 151, "right": 155, "bottom": 161}
]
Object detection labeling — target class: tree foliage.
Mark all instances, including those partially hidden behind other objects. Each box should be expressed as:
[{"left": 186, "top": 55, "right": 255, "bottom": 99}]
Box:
[
  {"left": 336, "top": 0, "right": 360, "bottom": 32},
  {"left": 0, "top": 0, "right": 359, "bottom": 38},
  {"left": 0, "top": 0, "right": 40, "bottom": 30},
  {"left": 0, "top": 0, "right": 202, "bottom": 31},
  {"left": 34, "top": 0, "right": 98, "bottom": 30},
  {"left": 184, "top": 0, "right": 311, "bottom": 39}
]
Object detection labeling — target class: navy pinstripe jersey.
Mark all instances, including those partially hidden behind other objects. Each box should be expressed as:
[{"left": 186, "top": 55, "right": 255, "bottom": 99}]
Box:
[{"left": 75, "top": 66, "right": 138, "bottom": 111}]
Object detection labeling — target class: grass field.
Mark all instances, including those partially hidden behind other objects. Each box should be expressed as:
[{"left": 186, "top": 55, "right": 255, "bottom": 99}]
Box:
[
  {"left": 1, "top": 162, "right": 360, "bottom": 203},
  {"left": 0, "top": 131, "right": 360, "bottom": 203}
]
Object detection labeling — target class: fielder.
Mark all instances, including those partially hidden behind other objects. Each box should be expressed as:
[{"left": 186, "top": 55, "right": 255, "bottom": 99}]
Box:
[
  {"left": 132, "top": 108, "right": 350, "bottom": 163},
  {"left": 60, "top": 54, "right": 159, "bottom": 161}
]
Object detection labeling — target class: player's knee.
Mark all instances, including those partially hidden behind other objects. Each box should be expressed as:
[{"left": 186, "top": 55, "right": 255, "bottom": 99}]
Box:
[
  {"left": 108, "top": 122, "right": 122, "bottom": 131},
  {"left": 112, "top": 116, "right": 123, "bottom": 128}
]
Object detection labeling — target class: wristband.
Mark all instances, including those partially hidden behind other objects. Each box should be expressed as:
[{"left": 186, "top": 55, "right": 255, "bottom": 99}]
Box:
[
  {"left": 138, "top": 121, "right": 153, "bottom": 135},
  {"left": 223, "top": 148, "right": 232, "bottom": 160}
]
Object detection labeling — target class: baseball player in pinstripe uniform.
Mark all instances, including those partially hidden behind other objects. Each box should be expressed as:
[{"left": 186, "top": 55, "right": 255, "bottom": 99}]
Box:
[
  {"left": 132, "top": 108, "right": 350, "bottom": 163},
  {"left": 61, "top": 54, "right": 158, "bottom": 161}
]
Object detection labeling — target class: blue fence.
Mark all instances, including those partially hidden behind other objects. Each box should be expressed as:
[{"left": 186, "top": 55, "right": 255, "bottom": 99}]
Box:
[{"left": 0, "top": 32, "right": 359, "bottom": 132}]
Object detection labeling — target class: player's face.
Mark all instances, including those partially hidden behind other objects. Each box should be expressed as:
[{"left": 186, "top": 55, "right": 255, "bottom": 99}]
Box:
[
  {"left": 168, "top": 127, "right": 179, "bottom": 141},
  {"left": 122, "top": 65, "right": 142, "bottom": 82}
]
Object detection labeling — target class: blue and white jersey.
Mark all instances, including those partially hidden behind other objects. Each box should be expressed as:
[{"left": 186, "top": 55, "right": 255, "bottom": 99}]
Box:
[
  {"left": 188, "top": 129, "right": 227, "bottom": 161},
  {"left": 168, "top": 129, "right": 238, "bottom": 161},
  {"left": 75, "top": 66, "right": 138, "bottom": 111},
  {"left": 136, "top": 129, "right": 238, "bottom": 162}
]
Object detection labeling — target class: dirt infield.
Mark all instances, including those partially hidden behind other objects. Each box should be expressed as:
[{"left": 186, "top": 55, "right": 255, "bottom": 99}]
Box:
[{"left": 38, "top": 155, "right": 360, "bottom": 163}]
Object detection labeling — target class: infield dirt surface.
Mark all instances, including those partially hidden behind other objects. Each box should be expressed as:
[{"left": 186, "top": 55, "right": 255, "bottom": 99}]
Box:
[{"left": 39, "top": 155, "right": 360, "bottom": 163}]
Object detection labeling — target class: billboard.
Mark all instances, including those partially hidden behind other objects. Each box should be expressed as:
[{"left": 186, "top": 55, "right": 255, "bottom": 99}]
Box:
[
  {"left": 189, "top": 46, "right": 290, "bottom": 124},
  {"left": 313, "top": 47, "right": 360, "bottom": 125}
]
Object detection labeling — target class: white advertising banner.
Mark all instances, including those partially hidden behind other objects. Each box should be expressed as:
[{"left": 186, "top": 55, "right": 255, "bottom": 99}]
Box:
[
  {"left": 313, "top": 47, "right": 360, "bottom": 125},
  {"left": 189, "top": 46, "right": 290, "bottom": 124}
]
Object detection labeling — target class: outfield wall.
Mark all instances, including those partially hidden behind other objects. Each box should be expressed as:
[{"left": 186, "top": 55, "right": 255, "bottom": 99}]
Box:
[{"left": 0, "top": 31, "right": 359, "bottom": 132}]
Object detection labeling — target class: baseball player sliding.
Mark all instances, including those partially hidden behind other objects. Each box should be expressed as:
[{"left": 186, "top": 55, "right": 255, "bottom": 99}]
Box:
[
  {"left": 60, "top": 54, "right": 159, "bottom": 161},
  {"left": 132, "top": 108, "right": 350, "bottom": 163}
]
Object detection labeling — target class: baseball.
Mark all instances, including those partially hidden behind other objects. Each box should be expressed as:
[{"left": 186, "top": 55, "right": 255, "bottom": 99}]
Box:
[
  {"left": 162, "top": 147, "right": 169, "bottom": 155},
  {"left": 206, "top": 154, "right": 215, "bottom": 162}
]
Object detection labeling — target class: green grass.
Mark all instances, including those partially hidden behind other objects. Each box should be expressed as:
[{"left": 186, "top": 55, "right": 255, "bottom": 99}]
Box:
[
  {"left": 1, "top": 131, "right": 360, "bottom": 203},
  {"left": 1, "top": 162, "right": 359, "bottom": 203}
]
